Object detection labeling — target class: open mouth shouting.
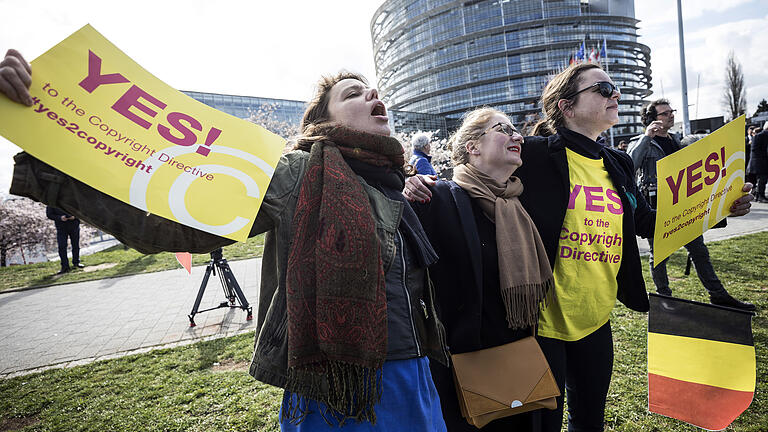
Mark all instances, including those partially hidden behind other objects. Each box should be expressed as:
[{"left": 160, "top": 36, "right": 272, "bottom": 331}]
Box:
[{"left": 371, "top": 101, "right": 387, "bottom": 120}]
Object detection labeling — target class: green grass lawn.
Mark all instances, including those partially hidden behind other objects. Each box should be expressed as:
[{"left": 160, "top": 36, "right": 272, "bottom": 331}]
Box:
[
  {"left": 0, "top": 232, "right": 765, "bottom": 431},
  {"left": 0, "top": 234, "right": 265, "bottom": 293}
]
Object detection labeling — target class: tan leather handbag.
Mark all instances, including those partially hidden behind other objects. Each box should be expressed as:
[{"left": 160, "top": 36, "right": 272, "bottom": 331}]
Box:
[{"left": 451, "top": 336, "right": 560, "bottom": 428}]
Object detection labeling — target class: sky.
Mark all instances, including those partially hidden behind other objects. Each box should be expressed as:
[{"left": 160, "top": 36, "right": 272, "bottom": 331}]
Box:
[{"left": 1, "top": 0, "right": 767, "bottom": 195}]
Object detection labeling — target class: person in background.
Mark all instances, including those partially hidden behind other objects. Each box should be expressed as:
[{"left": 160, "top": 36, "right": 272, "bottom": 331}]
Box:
[
  {"left": 616, "top": 140, "right": 628, "bottom": 152},
  {"left": 747, "top": 122, "right": 768, "bottom": 203},
  {"left": 746, "top": 126, "right": 755, "bottom": 190},
  {"left": 627, "top": 99, "right": 755, "bottom": 311},
  {"left": 46, "top": 206, "right": 83, "bottom": 275},
  {"left": 409, "top": 132, "right": 438, "bottom": 176}
]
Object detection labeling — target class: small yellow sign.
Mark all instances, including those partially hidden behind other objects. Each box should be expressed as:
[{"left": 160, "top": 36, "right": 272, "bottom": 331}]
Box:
[
  {"left": 652, "top": 116, "right": 746, "bottom": 264},
  {"left": 0, "top": 25, "right": 285, "bottom": 242}
]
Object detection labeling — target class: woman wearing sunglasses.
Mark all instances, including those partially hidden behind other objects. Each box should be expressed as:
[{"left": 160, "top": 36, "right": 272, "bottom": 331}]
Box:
[
  {"left": 404, "top": 106, "right": 554, "bottom": 431},
  {"left": 407, "top": 63, "right": 753, "bottom": 431},
  {"left": 525, "top": 63, "right": 751, "bottom": 431}
]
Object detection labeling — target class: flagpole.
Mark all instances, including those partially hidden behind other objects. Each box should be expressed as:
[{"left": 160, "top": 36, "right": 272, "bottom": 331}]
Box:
[
  {"left": 676, "top": 0, "right": 691, "bottom": 136},
  {"left": 604, "top": 38, "right": 615, "bottom": 147}
]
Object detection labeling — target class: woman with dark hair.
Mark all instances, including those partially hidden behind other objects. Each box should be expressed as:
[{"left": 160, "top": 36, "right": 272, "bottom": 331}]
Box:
[
  {"left": 405, "top": 106, "right": 554, "bottom": 431},
  {"left": 407, "top": 62, "right": 753, "bottom": 431},
  {"left": 0, "top": 51, "right": 450, "bottom": 431}
]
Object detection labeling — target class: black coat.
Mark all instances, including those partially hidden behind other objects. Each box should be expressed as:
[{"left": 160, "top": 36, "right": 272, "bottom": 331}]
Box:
[
  {"left": 516, "top": 134, "right": 654, "bottom": 313},
  {"left": 747, "top": 130, "right": 768, "bottom": 174},
  {"left": 413, "top": 182, "right": 535, "bottom": 431},
  {"left": 46, "top": 206, "right": 79, "bottom": 230}
]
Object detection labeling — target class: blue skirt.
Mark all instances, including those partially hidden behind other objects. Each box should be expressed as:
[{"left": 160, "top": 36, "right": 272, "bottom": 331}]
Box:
[{"left": 280, "top": 356, "right": 447, "bottom": 431}]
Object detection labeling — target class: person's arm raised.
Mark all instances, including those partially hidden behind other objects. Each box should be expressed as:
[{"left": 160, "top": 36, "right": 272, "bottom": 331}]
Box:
[{"left": 0, "top": 49, "right": 33, "bottom": 106}]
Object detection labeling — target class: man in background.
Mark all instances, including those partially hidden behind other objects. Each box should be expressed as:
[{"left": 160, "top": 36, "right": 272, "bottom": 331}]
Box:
[
  {"left": 627, "top": 98, "right": 755, "bottom": 311},
  {"left": 747, "top": 122, "right": 768, "bottom": 203},
  {"left": 408, "top": 132, "right": 437, "bottom": 176},
  {"left": 46, "top": 206, "right": 84, "bottom": 274}
]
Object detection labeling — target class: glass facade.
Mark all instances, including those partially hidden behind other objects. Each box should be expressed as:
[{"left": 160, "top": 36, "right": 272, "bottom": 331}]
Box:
[{"left": 371, "top": 0, "right": 652, "bottom": 140}]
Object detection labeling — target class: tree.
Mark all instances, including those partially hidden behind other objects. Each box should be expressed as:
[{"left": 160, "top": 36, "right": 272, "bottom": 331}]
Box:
[
  {"left": 0, "top": 197, "right": 97, "bottom": 266},
  {"left": 754, "top": 98, "right": 768, "bottom": 116},
  {"left": 245, "top": 103, "right": 300, "bottom": 147},
  {"left": 722, "top": 50, "right": 747, "bottom": 121},
  {"left": 0, "top": 197, "right": 57, "bottom": 266}
]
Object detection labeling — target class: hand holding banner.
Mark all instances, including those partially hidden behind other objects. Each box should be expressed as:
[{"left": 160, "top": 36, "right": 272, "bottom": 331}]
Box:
[
  {"left": 652, "top": 116, "right": 746, "bottom": 264},
  {"left": 0, "top": 25, "right": 285, "bottom": 242}
]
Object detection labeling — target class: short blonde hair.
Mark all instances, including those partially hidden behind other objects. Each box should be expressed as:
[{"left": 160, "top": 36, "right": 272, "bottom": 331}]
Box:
[{"left": 450, "top": 107, "right": 507, "bottom": 166}]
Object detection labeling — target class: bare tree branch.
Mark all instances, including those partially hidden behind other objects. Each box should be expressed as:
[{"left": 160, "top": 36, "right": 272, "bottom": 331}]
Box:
[{"left": 722, "top": 50, "right": 747, "bottom": 121}]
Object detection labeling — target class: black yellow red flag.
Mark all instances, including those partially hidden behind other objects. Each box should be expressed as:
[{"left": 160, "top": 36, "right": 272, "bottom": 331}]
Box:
[{"left": 648, "top": 294, "right": 755, "bottom": 430}]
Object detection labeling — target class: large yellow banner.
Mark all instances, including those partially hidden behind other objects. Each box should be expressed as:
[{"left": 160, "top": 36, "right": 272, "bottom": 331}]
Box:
[
  {"left": 0, "top": 25, "right": 285, "bottom": 242},
  {"left": 652, "top": 116, "right": 746, "bottom": 264}
]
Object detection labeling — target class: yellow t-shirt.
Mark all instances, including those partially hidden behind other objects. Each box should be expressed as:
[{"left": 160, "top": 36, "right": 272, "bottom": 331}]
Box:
[{"left": 538, "top": 148, "right": 624, "bottom": 341}]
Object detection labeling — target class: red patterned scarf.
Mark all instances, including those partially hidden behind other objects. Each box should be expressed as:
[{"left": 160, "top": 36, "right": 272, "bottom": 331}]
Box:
[{"left": 284, "top": 125, "right": 405, "bottom": 424}]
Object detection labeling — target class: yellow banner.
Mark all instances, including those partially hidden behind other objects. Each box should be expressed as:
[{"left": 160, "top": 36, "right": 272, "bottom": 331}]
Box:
[
  {"left": 652, "top": 116, "right": 746, "bottom": 264},
  {"left": 0, "top": 25, "right": 285, "bottom": 242}
]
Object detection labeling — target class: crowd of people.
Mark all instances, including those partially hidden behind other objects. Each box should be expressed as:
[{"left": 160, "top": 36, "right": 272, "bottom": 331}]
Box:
[{"left": 0, "top": 46, "right": 756, "bottom": 432}]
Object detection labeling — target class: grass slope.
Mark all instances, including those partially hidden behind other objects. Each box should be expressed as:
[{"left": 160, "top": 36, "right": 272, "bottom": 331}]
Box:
[{"left": 1, "top": 232, "right": 766, "bottom": 431}]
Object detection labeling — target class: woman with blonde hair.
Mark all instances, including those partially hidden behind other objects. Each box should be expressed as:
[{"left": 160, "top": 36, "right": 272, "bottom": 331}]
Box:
[
  {"left": 405, "top": 106, "right": 554, "bottom": 431},
  {"left": 407, "top": 62, "right": 753, "bottom": 431},
  {"left": 0, "top": 51, "right": 450, "bottom": 431}
]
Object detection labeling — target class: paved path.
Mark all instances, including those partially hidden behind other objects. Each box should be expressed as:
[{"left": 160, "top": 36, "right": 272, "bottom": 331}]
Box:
[
  {"left": 0, "top": 257, "right": 262, "bottom": 377},
  {"left": 1, "top": 202, "right": 766, "bottom": 378}
]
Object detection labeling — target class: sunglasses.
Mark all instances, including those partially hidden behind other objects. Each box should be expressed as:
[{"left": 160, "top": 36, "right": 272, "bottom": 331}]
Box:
[
  {"left": 565, "top": 81, "right": 620, "bottom": 99},
  {"left": 478, "top": 122, "right": 519, "bottom": 138},
  {"left": 656, "top": 109, "right": 677, "bottom": 118}
]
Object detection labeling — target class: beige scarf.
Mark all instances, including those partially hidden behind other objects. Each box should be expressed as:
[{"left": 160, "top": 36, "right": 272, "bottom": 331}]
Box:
[{"left": 453, "top": 163, "right": 554, "bottom": 329}]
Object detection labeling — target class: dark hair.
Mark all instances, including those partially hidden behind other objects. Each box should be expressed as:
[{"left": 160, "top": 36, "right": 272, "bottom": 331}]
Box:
[
  {"left": 641, "top": 98, "right": 671, "bottom": 126},
  {"left": 531, "top": 63, "right": 603, "bottom": 136},
  {"left": 294, "top": 71, "right": 368, "bottom": 150}
]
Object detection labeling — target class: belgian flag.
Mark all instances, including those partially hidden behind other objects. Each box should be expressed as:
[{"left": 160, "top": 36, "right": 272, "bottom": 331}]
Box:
[{"left": 648, "top": 294, "right": 755, "bottom": 430}]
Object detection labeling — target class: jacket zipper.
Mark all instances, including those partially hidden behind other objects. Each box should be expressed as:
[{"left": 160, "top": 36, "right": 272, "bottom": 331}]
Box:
[{"left": 397, "top": 230, "right": 421, "bottom": 357}]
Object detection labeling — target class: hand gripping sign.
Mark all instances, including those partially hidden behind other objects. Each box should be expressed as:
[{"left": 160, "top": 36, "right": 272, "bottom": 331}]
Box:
[
  {"left": 652, "top": 116, "right": 746, "bottom": 265},
  {"left": 0, "top": 25, "right": 285, "bottom": 242}
]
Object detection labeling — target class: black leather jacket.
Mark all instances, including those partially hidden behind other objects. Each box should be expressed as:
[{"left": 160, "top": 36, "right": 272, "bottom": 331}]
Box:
[{"left": 626, "top": 133, "right": 682, "bottom": 199}]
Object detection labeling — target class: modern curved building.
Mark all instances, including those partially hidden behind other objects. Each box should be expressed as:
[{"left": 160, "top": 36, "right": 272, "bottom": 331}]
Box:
[{"left": 371, "top": 0, "right": 652, "bottom": 140}]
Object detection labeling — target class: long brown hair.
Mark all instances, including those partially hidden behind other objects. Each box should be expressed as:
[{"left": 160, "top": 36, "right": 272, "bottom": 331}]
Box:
[
  {"left": 294, "top": 71, "right": 368, "bottom": 151},
  {"left": 531, "top": 63, "right": 602, "bottom": 136}
]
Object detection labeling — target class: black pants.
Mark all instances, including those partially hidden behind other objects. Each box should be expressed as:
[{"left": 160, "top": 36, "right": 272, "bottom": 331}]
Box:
[
  {"left": 537, "top": 321, "right": 613, "bottom": 432},
  {"left": 56, "top": 223, "right": 80, "bottom": 271},
  {"left": 755, "top": 174, "right": 768, "bottom": 199}
]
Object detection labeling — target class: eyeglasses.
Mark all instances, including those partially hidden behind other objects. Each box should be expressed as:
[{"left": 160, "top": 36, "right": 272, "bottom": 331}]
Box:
[
  {"left": 478, "top": 122, "right": 519, "bottom": 138},
  {"left": 656, "top": 109, "right": 677, "bottom": 118},
  {"left": 564, "top": 81, "right": 620, "bottom": 99}
]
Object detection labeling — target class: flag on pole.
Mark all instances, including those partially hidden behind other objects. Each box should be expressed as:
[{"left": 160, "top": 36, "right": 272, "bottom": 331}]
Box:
[
  {"left": 648, "top": 294, "right": 755, "bottom": 430},
  {"left": 588, "top": 47, "right": 597, "bottom": 63},
  {"left": 576, "top": 41, "right": 585, "bottom": 62},
  {"left": 600, "top": 37, "right": 607, "bottom": 59}
]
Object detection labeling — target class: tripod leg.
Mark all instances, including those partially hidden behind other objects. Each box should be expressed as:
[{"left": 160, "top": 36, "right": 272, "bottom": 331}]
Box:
[
  {"left": 189, "top": 263, "right": 214, "bottom": 327},
  {"left": 217, "top": 260, "right": 253, "bottom": 321}
]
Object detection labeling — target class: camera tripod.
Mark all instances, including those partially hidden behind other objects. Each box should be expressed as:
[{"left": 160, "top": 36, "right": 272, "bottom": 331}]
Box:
[{"left": 188, "top": 248, "right": 252, "bottom": 327}]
